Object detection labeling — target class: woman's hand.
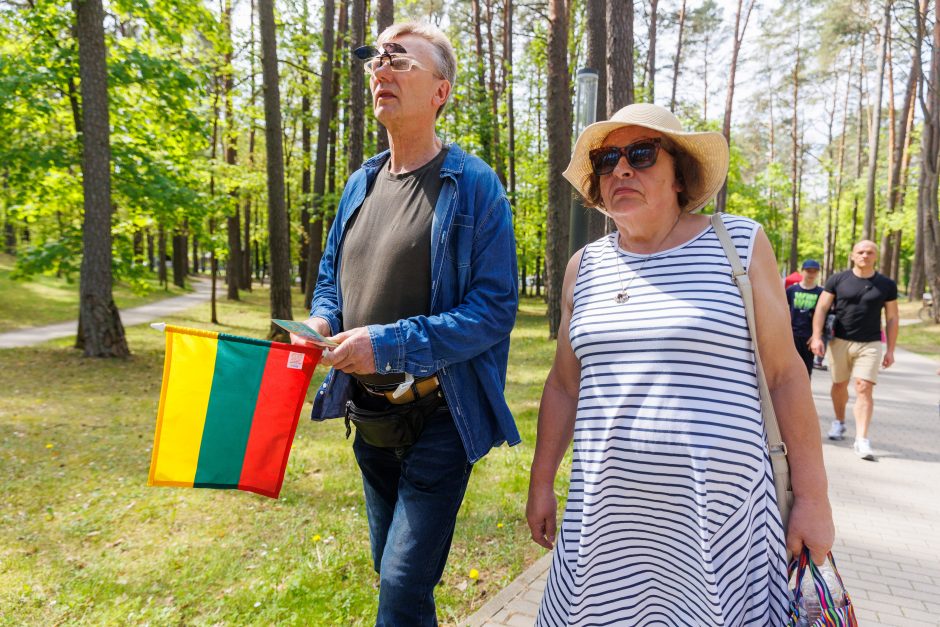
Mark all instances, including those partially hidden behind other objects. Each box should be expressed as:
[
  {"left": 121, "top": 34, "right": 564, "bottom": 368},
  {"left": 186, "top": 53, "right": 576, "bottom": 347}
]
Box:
[
  {"left": 526, "top": 481, "right": 558, "bottom": 550},
  {"left": 785, "top": 495, "right": 835, "bottom": 565}
]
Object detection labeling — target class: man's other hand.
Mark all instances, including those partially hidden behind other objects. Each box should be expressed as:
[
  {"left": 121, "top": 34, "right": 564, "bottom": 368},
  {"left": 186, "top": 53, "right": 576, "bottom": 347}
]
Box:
[{"left": 323, "top": 327, "right": 376, "bottom": 375}]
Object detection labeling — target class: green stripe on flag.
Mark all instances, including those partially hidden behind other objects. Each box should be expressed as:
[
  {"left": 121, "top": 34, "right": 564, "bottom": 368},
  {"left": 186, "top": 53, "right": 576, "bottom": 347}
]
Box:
[{"left": 194, "top": 337, "right": 269, "bottom": 488}]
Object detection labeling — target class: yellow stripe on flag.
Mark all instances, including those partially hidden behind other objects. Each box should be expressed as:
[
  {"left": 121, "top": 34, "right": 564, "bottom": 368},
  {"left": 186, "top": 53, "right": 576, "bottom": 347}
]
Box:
[{"left": 148, "top": 328, "right": 220, "bottom": 487}]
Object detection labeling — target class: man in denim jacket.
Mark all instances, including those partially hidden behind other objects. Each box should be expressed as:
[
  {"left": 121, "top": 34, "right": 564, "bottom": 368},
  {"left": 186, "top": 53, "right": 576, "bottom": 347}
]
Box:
[{"left": 292, "top": 21, "right": 519, "bottom": 626}]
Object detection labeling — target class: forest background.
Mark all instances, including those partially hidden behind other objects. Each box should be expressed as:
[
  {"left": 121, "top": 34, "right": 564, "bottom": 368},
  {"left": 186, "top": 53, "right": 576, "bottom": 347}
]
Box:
[{"left": 3, "top": 0, "right": 940, "bottom": 355}]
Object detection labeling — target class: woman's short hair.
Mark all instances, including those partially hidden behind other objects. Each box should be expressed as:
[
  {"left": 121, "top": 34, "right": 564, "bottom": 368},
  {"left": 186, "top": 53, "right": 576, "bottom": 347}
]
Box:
[
  {"left": 580, "top": 136, "right": 702, "bottom": 212},
  {"left": 378, "top": 22, "right": 456, "bottom": 118}
]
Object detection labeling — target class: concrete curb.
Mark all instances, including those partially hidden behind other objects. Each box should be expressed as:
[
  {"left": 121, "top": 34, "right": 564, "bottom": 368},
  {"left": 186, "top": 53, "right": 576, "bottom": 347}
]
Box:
[{"left": 462, "top": 552, "right": 552, "bottom": 626}]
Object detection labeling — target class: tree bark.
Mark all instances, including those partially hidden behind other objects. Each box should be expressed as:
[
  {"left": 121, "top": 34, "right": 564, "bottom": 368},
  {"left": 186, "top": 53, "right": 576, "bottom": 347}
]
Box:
[
  {"left": 73, "top": 0, "right": 128, "bottom": 357},
  {"left": 486, "top": 0, "right": 504, "bottom": 183},
  {"left": 851, "top": 36, "right": 867, "bottom": 251},
  {"left": 258, "top": 0, "right": 293, "bottom": 334},
  {"left": 158, "top": 224, "right": 167, "bottom": 287},
  {"left": 242, "top": 0, "right": 257, "bottom": 292},
  {"left": 863, "top": 0, "right": 891, "bottom": 241},
  {"left": 546, "top": 0, "right": 571, "bottom": 338},
  {"left": 606, "top": 0, "right": 633, "bottom": 113},
  {"left": 172, "top": 229, "right": 187, "bottom": 288},
  {"left": 788, "top": 18, "right": 801, "bottom": 272},
  {"left": 714, "top": 0, "right": 755, "bottom": 213},
  {"left": 918, "top": 0, "right": 940, "bottom": 317},
  {"left": 669, "top": 0, "right": 687, "bottom": 113},
  {"left": 882, "top": 0, "right": 923, "bottom": 280},
  {"left": 646, "top": 0, "right": 658, "bottom": 102},
  {"left": 299, "top": 0, "right": 312, "bottom": 295},
  {"left": 585, "top": 0, "right": 608, "bottom": 241},
  {"left": 348, "top": 0, "right": 365, "bottom": 171},
  {"left": 375, "top": 0, "right": 393, "bottom": 152},
  {"left": 304, "top": 0, "right": 336, "bottom": 309},
  {"left": 504, "top": 0, "right": 516, "bottom": 197},
  {"left": 223, "top": 0, "right": 241, "bottom": 301},
  {"left": 829, "top": 49, "right": 855, "bottom": 278}
]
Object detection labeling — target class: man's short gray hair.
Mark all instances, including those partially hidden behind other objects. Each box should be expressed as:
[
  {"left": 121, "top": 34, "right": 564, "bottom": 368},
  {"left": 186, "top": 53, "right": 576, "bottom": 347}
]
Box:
[{"left": 378, "top": 21, "right": 456, "bottom": 118}]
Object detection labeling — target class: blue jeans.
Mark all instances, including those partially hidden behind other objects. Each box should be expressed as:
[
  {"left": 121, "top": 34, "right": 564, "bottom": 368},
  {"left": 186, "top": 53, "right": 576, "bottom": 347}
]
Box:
[{"left": 353, "top": 406, "right": 473, "bottom": 626}]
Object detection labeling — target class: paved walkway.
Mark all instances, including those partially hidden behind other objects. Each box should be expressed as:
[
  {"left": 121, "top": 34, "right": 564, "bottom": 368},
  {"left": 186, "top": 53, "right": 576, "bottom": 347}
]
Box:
[
  {"left": 465, "top": 346, "right": 940, "bottom": 626},
  {"left": 0, "top": 278, "right": 213, "bottom": 348}
]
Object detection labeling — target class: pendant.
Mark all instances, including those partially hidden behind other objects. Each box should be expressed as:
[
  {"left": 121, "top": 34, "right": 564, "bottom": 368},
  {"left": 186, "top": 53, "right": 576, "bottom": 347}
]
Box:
[{"left": 614, "top": 291, "right": 629, "bottom": 304}]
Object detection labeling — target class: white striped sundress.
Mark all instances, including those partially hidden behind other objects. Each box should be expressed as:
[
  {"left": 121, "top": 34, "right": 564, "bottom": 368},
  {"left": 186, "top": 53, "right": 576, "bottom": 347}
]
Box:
[{"left": 537, "top": 215, "right": 789, "bottom": 626}]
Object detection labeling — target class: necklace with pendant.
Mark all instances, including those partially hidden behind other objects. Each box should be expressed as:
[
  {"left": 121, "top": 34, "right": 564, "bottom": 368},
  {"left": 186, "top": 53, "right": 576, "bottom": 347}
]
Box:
[{"left": 611, "top": 213, "right": 683, "bottom": 304}]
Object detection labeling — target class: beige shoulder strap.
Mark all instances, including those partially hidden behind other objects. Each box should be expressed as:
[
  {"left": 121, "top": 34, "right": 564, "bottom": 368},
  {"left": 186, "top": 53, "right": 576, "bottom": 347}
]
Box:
[{"left": 710, "top": 214, "right": 792, "bottom": 525}]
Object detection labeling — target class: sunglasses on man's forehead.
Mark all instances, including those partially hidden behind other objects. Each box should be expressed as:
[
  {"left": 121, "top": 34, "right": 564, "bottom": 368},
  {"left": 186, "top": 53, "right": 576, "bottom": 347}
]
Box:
[
  {"left": 589, "top": 138, "right": 668, "bottom": 176},
  {"left": 353, "top": 42, "right": 439, "bottom": 76},
  {"left": 353, "top": 42, "right": 408, "bottom": 59}
]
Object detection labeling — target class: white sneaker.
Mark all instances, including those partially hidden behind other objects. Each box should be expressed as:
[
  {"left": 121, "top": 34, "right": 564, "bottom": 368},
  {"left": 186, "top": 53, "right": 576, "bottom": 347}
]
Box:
[
  {"left": 827, "top": 420, "right": 846, "bottom": 441},
  {"left": 854, "top": 438, "right": 875, "bottom": 460}
]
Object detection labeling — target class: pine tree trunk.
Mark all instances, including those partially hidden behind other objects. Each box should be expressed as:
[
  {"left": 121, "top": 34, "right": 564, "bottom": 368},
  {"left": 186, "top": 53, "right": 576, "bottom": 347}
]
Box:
[
  {"left": 715, "top": 0, "right": 755, "bottom": 213},
  {"left": 504, "top": 0, "right": 516, "bottom": 208},
  {"left": 919, "top": 0, "right": 940, "bottom": 319},
  {"left": 586, "top": 0, "right": 608, "bottom": 241},
  {"left": 374, "top": 0, "right": 393, "bottom": 153},
  {"left": 486, "top": 0, "right": 504, "bottom": 184},
  {"left": 788, "top": 25, "right": 801, "bottom": 272},
  {"left": 72, "top": 0, "right": 128, "bottom": 357},
  {"left": 223, "top": 0, "right": 241, "bottom": 300},
  {"left": 863, "top": 0, "right": 891, "bottom": 241},
  {"left": 242, "top": 0, "right": 257, "bottom": 292},
  {"left": 606, "top": 0, "right": 633, "bottom": 113},
  {"left": 670, "top": 0, "right": 687, "bottom": 113},
  {"left": 546, "top": 0, "right": 571, "bottom": 338},
  {"left": 158, "top": 224, "right": 167, "bottom": 287},
  {"left": 348, "top": 0, "right": 365, "bottom": 171},
  {"left": 172, "top": 230, "right": 187, "bottom": 288},
  {"left": 298, "top": 0, "right": 312, "bottom": 296},
  {"left": 258, "top": 0, "right": 293, "bottom": 335},
  {"left": 851, "top": 37, "right": 867, "bottom": 252},
  {"left": 304, "top": 0, "right": 336, "bottom": 310},
  {"left": 646, "top": 0, "right": 658, "bottom": 102}
]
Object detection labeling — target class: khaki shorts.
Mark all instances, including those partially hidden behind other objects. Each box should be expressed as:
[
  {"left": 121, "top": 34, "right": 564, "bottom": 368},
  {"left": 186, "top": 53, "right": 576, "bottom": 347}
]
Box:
[{"left": 827, "top": 338, "right": 882, "bottom": 384}]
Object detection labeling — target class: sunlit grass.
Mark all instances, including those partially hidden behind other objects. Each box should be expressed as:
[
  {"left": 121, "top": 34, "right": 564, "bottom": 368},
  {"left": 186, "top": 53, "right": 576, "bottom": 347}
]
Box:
[{"left": 0, "top": 292, "right": 565, "bottom": 625}]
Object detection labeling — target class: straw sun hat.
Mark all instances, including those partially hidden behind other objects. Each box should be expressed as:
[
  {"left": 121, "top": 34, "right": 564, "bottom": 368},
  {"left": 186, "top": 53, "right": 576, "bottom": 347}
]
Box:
[{"left": 562, "top": 103, "right": 730, "bottom": 214}]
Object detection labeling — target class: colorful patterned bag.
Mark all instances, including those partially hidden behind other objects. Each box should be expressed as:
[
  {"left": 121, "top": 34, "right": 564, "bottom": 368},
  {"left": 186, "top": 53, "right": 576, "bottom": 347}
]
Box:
[{"left": 787, "top": 549, "right": 858, "bottom": 626}]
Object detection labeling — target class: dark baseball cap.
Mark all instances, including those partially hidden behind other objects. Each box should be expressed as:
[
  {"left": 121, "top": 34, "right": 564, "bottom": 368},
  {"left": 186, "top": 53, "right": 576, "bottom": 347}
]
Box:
[{"left": 801, "top": 259, "right": 821, "bottom": 270}]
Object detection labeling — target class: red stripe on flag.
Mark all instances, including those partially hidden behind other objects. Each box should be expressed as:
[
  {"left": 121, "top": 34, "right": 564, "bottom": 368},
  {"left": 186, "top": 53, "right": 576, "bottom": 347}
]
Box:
[{"left": 238, "top": 344, "right": 320, "bottom": 497}]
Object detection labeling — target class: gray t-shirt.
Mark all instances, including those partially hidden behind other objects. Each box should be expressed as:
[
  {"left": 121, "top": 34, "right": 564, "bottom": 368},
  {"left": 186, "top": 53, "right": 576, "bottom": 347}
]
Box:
[{"left": 340, "top": 147, "right": 449, "bottom": 386}]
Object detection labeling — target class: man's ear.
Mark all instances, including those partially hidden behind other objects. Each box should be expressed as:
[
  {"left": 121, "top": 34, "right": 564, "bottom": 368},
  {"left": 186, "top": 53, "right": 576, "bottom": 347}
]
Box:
[{"left": 433, "top": 79, "right": 452, "bottom": 109}]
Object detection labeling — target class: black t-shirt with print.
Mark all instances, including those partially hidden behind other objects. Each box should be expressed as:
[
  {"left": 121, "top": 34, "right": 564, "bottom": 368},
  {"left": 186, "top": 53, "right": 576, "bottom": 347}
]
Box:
[
  {"left": 823, "top": 270, "right": 898, "bottom": 342},
  {"left": 786, "top": 284, "right": 823, "bottom": 337}
]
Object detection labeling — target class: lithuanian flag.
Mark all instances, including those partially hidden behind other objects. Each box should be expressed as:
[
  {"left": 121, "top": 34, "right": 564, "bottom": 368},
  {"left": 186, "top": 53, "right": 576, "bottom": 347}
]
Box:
[{"left": 148, "top": 324, "right": 321, "bottom": 498}]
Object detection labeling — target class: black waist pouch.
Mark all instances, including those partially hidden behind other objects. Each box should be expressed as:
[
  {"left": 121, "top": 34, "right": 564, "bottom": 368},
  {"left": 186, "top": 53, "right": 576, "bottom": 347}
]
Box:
[{"left": 344, "top": 392, "right": 444, "bottom": 448}]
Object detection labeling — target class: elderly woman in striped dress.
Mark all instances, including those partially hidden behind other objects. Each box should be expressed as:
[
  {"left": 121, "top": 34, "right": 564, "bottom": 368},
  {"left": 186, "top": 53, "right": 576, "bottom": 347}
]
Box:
[{"left": 526, "top": 103, "right": 834, "bottom": 626}]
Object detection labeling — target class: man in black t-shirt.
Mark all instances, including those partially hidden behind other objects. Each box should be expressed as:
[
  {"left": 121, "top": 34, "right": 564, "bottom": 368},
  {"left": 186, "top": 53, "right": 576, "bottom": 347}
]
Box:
[
  {"left": 786, "top": 259, "right": 823, "bottom": 377},
  {"left": 811, "top": 240, "right": 899, "bottom": 461}
]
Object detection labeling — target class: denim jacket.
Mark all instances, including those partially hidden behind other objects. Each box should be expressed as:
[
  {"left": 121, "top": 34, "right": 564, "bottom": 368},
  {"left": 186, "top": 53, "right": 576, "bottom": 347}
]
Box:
[{"left": 309, "top": 143, "right": 520, "bottom": 463}]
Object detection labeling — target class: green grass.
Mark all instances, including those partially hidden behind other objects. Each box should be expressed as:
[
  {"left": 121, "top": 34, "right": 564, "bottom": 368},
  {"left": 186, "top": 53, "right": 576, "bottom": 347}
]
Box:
[
  {"left": 0, "top": 253, "right": 190, "bottom": 333},
  {"left": 897, "top": 321, "right": 940, "bottom": 361},
  {"left": 893, "top": 298, "right": 939, "bottom": 361},
  {"left": 0, "top": 291, "right": 566, "bottom": 625}
]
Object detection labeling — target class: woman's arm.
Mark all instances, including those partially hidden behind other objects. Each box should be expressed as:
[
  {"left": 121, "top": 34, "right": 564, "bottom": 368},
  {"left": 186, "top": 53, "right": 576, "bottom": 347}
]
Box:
[
  {"left": 526, "top": 250, "right": 583, "bottom": 549},
  {"left": 749, "top": 229, "right": 835, "bottom": 563}
]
